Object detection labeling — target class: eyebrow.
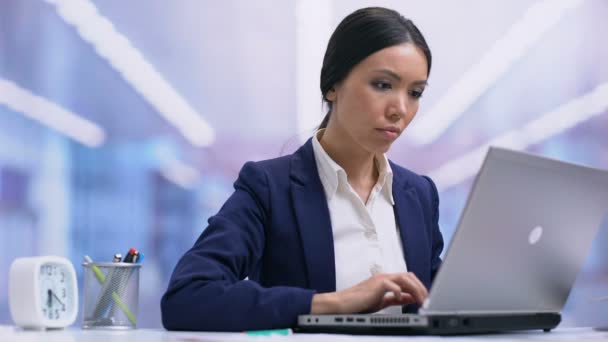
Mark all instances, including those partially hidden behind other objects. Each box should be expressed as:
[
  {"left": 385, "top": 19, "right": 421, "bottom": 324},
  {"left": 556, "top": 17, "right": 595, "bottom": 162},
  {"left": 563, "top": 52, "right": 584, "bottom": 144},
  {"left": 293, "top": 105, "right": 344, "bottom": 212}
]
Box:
[{"left": 373, "top": 69, "right": 428, "bottom": 86}]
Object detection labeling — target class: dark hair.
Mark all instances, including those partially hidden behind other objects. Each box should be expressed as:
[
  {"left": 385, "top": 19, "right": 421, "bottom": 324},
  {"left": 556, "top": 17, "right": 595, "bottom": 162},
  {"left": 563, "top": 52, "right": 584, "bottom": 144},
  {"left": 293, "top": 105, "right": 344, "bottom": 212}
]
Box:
[{"left": 319, "top": 7, "right": 432, "bottom": 129}]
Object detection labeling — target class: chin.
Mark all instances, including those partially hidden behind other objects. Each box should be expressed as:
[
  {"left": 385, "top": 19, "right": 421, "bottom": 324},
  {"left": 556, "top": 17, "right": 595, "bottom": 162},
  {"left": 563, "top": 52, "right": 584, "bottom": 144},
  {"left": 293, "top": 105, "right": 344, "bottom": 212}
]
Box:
[
  {"left": 369, "top": 142, "right": 392, "bottom": 154},
  {"left": 359, "top": 136, "right": 393, "bottom": 154},
  {"left": 378, "top": 146, "right": 391, "bottom": 154}
]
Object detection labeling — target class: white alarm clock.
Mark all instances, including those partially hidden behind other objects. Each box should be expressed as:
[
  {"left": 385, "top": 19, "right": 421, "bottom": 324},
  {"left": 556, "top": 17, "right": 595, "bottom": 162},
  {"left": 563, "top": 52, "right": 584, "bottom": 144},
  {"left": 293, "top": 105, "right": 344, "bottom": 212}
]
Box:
[{"left": 9, "top": 256, "right": 78, "bottom": 329}]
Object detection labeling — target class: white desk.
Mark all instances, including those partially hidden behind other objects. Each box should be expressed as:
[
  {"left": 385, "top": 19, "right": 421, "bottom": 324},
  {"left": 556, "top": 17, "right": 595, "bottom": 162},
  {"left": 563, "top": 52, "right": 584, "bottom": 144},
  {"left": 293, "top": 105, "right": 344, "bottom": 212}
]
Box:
[{"left": 1, "top": 325, "right": 607, "bottom": 342}]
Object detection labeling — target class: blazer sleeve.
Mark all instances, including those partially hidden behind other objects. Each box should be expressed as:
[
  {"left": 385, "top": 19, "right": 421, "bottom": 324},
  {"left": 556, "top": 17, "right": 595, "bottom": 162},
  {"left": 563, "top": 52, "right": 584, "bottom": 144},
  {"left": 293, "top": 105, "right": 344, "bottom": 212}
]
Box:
[
  {"left": 161, "top": 162, "right": 315, "bottom": 331},
  {"left": 422, "top": 175, "right": 444, "bottom": 281}
]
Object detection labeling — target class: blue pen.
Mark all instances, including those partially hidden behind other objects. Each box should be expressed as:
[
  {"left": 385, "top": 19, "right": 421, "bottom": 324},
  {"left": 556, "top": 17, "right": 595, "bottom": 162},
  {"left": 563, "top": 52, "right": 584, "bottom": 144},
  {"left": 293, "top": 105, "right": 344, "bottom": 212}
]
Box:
[{"left": 135, "top": 252, "right": 144, "bottom": 263}]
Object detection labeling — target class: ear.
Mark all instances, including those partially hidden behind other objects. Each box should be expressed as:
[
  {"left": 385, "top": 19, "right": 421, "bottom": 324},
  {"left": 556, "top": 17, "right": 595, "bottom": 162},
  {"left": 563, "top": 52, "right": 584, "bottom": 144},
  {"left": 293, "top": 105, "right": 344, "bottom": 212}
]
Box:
[{"left": 325, "top": 87, "right": 337, "bottom": 102}]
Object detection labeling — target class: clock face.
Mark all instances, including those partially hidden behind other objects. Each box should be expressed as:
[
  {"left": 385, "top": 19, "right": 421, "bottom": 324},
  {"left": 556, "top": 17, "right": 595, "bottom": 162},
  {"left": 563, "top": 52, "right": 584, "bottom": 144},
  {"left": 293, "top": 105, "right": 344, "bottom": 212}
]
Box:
[{"left": 39, "top": 262, "right": 75, "bottom": 322}]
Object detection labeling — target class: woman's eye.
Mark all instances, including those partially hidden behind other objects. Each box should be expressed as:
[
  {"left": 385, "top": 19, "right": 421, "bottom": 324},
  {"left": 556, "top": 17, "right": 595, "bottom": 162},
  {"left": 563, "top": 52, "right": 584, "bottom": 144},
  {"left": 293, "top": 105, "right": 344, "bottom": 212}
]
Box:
[
  {"left": 410, "top": 90, "right": 424, "bottom": 99},
  {"left": 372, "top": 81, "right": 392, "bottom": 91}
]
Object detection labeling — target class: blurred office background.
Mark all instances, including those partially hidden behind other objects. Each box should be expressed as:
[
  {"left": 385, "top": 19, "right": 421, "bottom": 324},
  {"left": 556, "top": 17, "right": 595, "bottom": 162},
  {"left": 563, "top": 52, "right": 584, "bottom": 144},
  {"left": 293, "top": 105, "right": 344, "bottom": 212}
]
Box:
[{"left": 1, "top": 0, "right": 607, "bottom": 328}]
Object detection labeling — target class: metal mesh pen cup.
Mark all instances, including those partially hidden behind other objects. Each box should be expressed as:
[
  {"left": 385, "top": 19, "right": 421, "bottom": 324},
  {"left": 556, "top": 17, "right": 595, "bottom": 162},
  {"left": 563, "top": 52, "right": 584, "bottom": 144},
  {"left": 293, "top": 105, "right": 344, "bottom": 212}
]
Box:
[{"left": 82, "top": 262, "right": 141, "bottom": 329}]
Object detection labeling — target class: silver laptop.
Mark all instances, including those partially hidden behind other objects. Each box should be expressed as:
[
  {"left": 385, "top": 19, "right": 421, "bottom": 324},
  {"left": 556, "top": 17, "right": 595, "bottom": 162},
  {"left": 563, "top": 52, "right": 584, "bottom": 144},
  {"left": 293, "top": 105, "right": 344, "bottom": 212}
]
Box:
[{"left": 297, "top": 147, "right": 608, "bottom": 335}]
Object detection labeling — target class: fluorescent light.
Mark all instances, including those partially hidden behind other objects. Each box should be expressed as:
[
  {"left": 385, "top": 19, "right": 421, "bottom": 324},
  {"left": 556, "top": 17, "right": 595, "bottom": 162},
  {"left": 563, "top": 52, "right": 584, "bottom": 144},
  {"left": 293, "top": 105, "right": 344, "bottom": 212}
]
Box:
[
  {"left": 408, "top": 0, "right": 584, "bottom": 145},
  {"left": 295, "top": 0, "right": 333, "bottom": 142},
  {"left": 45, "top": 0, "right": 215, "bottom": 147},
  {"left": 160, "top": 160, "right": 200, "bottom": 189},
  {"left": 429, "top": 82, "right": 608, "bottom": 191},
  {"left": 0, "top": 78, "right": 105, "bottom": 147}
]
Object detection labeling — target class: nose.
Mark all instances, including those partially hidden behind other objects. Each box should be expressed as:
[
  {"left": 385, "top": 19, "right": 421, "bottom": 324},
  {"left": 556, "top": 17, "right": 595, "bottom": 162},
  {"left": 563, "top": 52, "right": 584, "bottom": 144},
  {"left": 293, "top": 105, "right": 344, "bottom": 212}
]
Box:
[{"left": 387, "top": 94, "right": 407, "bottom": 121}]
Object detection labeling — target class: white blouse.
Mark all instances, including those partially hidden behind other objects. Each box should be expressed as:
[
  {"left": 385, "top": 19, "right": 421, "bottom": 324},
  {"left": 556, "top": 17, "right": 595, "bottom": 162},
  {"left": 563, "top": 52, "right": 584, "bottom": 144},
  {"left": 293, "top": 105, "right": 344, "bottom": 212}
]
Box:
[{"left": 311, "top": 130, "right": 408, "bottom": 314}]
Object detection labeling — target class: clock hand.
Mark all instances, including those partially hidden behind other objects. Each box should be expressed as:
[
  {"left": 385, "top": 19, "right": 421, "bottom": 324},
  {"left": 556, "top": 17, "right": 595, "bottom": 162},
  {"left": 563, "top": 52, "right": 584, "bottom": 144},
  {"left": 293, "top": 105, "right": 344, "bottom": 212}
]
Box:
[
  {"left": 51, "top": 290, "right": 65, "bottom": 306},
  {"left": 47, "top": 289, "right": 52, "bottom": 308}
]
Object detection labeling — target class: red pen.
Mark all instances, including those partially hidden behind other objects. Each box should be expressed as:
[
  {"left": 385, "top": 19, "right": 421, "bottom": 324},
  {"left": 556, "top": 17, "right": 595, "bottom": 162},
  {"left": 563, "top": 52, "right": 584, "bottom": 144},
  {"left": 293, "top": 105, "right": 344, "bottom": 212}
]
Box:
[{"left": 123, "top": 248, "right": 137, "bottom": 263}]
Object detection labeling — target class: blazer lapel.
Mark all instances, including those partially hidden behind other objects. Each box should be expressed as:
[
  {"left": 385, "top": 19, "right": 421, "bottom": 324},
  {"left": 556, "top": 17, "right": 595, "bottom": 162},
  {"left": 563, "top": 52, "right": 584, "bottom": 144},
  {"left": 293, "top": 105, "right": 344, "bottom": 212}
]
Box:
[
  {"left": 290, "top": 140, "right": 336, "bottom": 293},
  {"left": 391, "top": 165, "right": 432, "bottom": 287}
]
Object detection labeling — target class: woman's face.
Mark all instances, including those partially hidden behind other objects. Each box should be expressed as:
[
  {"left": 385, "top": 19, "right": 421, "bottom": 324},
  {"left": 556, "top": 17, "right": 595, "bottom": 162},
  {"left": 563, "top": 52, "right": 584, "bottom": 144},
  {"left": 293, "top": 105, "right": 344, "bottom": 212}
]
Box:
[{"left": 326, "top": 43, "right": 428, "bottom": 154}]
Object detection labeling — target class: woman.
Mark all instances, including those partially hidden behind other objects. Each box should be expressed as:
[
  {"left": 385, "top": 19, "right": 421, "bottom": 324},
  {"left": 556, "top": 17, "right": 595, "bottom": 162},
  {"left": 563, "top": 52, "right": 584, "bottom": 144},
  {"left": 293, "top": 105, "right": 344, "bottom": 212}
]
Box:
[{"left": 161, "top": 7, "right": 443, "bottom": 331}]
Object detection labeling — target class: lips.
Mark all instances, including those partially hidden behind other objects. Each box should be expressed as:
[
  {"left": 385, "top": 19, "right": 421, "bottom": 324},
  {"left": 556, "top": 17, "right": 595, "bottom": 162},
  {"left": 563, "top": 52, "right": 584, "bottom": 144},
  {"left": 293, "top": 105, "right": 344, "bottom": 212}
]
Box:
[
  {"left": 380, "top": 126, "right": 400, "bottom": 134},
  {"left": 376, "top": 127, "right": 400, "bottom": 140}
]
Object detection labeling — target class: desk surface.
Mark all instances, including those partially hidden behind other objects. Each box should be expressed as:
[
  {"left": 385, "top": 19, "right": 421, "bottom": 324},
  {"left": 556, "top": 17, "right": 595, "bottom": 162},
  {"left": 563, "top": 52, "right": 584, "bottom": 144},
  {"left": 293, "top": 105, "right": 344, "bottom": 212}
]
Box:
[{"left": 1, "top": 325, "right": 607, "bottom": 342}]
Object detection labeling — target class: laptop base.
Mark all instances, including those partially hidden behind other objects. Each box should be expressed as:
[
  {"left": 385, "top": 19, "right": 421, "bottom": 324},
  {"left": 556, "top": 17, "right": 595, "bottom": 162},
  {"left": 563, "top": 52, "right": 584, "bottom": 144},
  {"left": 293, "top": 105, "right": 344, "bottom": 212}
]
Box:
[{"left": 296, "top": 313, "right": 561, "bottom": 335}]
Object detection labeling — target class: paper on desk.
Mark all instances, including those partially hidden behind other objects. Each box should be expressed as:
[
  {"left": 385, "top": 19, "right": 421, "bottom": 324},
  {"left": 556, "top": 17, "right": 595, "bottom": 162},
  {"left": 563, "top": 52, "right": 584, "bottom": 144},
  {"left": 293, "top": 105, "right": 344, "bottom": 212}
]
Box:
[
  {"left": 168, "top": 329, "right": 608, "bottom": 342},
  {"left": 170, "top": 333, "right": 451, "bottom": 342}
]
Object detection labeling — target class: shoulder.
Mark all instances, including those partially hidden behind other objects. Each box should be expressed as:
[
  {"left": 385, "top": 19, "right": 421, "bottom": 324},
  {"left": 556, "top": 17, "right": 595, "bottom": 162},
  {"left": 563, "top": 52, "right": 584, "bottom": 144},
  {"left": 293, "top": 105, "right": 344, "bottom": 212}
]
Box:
[
  {"left": 389, "top": 161, "right": 439, "bottom": 208},
  {"left": 389, "top": 161, "right": 435, "bottom": 190},
  {"left": 238, "top": 154, "right": 293, "bottom": 184},
  {"left": 237, "top": 139, "right": 315, "bottom": 187},
  {"left": 234, "top": 150, "right": 304, "bottom": 203}
]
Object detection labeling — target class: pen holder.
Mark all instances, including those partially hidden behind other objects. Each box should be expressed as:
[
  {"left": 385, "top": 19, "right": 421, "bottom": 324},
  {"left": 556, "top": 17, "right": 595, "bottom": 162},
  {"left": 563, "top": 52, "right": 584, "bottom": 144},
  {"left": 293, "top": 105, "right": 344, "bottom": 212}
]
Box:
[{"left": 82, "top": 262, "right": 141, "bottom": 329}]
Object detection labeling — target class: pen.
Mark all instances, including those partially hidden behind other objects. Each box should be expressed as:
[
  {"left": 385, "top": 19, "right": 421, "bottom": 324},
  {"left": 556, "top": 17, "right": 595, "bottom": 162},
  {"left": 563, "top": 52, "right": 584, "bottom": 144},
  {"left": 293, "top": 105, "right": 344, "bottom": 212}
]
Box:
[
  {"left": 132, "top": 251, "right": 140, "bottom": 263},
  {"left": 135, "top": 252, "right": 144, "bottom": 263},
  {"left": 123, "top": 248, "right": 137, "bottom": 263},
  {"left": 84, "top": 255, "right": 137, "bottom": 325},
  {"left": 244, "top": 328, "right": 292, "bottom": 336},
  {"left": 109, "top": 249, "right": 140, "bottom": 321}
]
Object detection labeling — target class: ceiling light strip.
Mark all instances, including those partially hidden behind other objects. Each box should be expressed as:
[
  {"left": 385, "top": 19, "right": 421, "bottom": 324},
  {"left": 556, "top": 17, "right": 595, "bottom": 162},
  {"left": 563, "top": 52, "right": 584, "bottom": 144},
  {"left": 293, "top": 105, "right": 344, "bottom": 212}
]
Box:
[
  {"left": 0, "top": 78, "right": 105, "bottom": 147},
  {"left": 161, "top": 159, "right": 200, "bottom": 189},
  {"left": 428, "top": 82, "right": 608, "bottom": 191},
  {"left": 408, "top": 0, "right": 584, "bottom": 145},
  {"left": 45, "top": 0, "right": 215, "bottom": 147}
]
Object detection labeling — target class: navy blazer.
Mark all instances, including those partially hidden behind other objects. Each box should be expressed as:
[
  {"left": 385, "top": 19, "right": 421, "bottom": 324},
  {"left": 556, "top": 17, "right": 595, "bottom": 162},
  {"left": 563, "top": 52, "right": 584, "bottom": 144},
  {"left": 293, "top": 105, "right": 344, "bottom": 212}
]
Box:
[{"left": 161, "top": 139, "right": 444, "bottom": 331}]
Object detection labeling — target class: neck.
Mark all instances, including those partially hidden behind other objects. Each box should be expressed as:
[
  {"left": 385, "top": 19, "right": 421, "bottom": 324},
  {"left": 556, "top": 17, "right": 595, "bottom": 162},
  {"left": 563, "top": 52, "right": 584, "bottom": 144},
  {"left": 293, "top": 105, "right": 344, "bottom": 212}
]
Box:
[{"left": 318, "top": 125, "right": 378, "bottom": 186}]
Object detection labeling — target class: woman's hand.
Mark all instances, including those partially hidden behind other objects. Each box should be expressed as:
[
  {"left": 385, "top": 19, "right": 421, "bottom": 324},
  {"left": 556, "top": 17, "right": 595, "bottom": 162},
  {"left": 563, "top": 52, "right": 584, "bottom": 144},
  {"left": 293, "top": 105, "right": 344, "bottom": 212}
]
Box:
[{"left": 310, "top": 272, "right": 428, "bottom": 314}]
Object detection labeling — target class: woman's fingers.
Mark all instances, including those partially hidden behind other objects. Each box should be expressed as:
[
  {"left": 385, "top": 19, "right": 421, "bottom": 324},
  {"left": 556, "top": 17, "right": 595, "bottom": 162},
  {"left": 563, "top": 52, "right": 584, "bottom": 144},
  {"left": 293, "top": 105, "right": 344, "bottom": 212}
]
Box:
[
  {"left": 381, "top": 278, "right": 403, "bottom": 301},
  {"left": 377, "top": 276, "right": 423, "bottom": 309},
  {"left": 376, "top": 278, "right": 416, "bottom": 311},
  {"left": 388, "top": 273, "right": 428, "bottom": 304},
  {"left": 382, "top": 292, "right": 416, "bottom": 308},
  {"left": 332, "top": 272, "right": 429, "bottom": 314},
  {"left": 407, "top": 272, "right": 429, "bottom": 298}
]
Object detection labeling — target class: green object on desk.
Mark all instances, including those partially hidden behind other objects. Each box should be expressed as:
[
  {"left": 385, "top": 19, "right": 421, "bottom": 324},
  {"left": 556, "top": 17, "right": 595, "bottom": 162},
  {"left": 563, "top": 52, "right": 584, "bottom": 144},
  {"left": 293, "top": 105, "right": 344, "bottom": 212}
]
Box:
[
  {"left": 245, "top": 328, "right": 292, "bottom": 336},
  {"left": 84, "top": 256, "right": 137, "bottom": 326}
]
